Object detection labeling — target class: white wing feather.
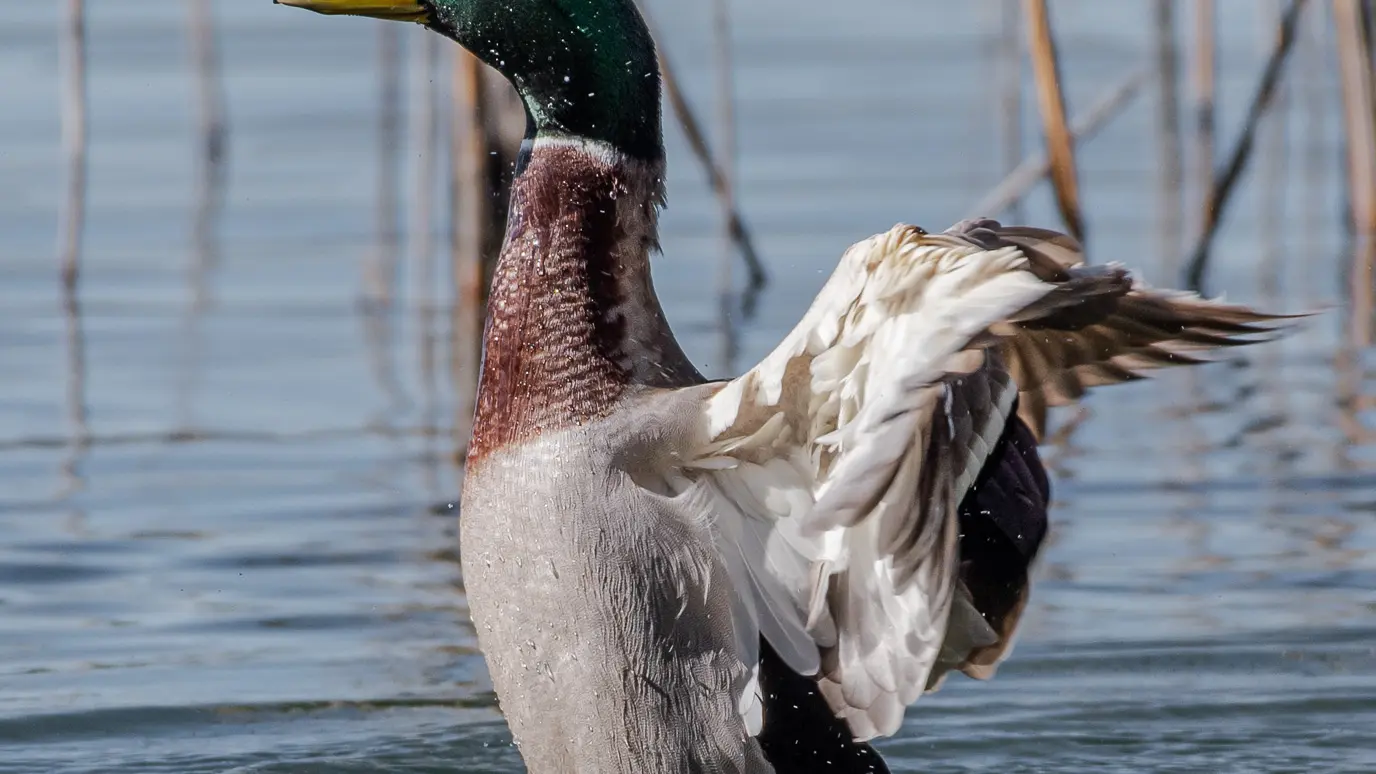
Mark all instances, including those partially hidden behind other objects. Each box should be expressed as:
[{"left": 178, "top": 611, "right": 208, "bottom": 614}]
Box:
[
  {"left": 673, "top": 221, "right": 1285, "bottom": 741},
  {"left": 683, "top": 225, "right": 1075, "bottom": 739}
]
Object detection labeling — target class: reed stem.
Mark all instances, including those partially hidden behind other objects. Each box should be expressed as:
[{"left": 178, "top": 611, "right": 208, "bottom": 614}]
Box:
[
  {"left": 1183, "top": 0, "right": 1308, "bottom": 292},
  {"left": 1024, "top": 0, "right": 1085, "bottom": 242}
]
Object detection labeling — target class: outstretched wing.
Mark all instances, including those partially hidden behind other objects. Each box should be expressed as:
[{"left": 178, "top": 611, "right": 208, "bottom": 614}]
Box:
[
  {"left": 943, "top": 218, "right": 1285, "bottom": 438},
  {"left": 668, "top": 221, "right": 1283, "bottom": 741}
]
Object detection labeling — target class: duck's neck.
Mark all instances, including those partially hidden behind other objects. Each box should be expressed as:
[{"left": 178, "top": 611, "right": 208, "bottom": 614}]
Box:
[{"left": 468, "top": 138, "right": 698, "bottom": 463}]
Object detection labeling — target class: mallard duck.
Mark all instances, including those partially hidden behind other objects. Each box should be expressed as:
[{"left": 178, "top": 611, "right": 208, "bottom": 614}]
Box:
[{"left": 280, "top": 1, "right": 1287, "bottom": 771}]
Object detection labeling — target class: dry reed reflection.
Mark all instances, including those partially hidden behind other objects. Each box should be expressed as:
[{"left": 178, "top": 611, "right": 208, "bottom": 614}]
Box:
[
  {"left": 176, "top": 0, "right": 230, "bottom": 432},
  {"left": 1257, "top": 0, "right": 1293, "bottom": 535},
  {"left": 412, "top": 30, "right": 443, "bottom": 497},
  {"left": 1301, "top": 2, "right": 1330, "bottom": 309},
  {"left": 57, "top": 0, "right": 89, "bottom": 502},
  {"left": 1260, "top": 2, "right": 1290, "bottom": 302},
  {"left": 997, "top": 0, "right": 1023, "bottom": 223},
  {"left": 1154, "top": 0, "right": 1183, "bottom": 264},
  {"left": 1348, "top": 236, "right": 1376, "bottom": 353},
  {"left": 188, "top": 0, "right": 228, "bottom": 270},
  {"left": 1157, "top": 0, "right": 1213, "bottom": 571},
  {"left": 362, "top": 22, "right": 410, "bottom": 427},
  {"left": 1336, "top": 237, "right": 1375, "bottom": 461},
  {"left": 1184, "top": 0, "right": 1308, "bottom": 293},
  {"left": 58, "top": 284, "right": 89, "bottom": 501},
  {"left": 1190, "top": 0, "right": 1216, "bottom": 252},
  {"left": 58, "top": 0, "right": 86, "bottom": 299},
  {"left": 1168, "top": 0, "right": 1221, "bottom": 497},
  {"left": 1331, "top": 0, "right": 1376, "bottom": 467},
  {"left": 1334, "top": 0, "right": 1376, "bottom": 238}
]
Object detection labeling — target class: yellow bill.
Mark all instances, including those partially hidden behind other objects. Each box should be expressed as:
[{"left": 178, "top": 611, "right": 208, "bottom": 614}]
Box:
[{"left": 274, "top": 0, "right": 430, "bottom": 23}]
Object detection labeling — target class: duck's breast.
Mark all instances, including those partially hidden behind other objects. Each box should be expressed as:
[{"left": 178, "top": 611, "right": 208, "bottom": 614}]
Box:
[{"left": 459, "top": 396, "right": 773, "bottom": 774}]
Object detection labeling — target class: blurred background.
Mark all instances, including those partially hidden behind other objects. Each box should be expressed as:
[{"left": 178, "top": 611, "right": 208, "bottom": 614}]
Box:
[{"left": 3, "top": 1, "right": 1375, "bottom": 772}]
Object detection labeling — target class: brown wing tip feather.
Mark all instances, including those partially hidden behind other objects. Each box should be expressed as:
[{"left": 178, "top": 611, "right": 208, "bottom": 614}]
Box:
[{"left": 1160, "top": 294, "right": 1314, "bottom": 338}]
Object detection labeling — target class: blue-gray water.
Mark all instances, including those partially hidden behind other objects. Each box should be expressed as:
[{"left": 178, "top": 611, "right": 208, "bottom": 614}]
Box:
[{"left": 3, "top": 1, "right": 1374, "bottom": 772}]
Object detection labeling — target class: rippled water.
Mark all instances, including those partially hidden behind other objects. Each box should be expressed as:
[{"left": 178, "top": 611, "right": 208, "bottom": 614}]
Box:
[{"left": 2, "top": 1, "right": 1374, "bottom": 772}]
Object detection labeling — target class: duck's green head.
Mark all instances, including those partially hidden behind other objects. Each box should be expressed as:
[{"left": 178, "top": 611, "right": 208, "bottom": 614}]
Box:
[{"left": 278, "top": 0, "right": 663, "bottom": 161}]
